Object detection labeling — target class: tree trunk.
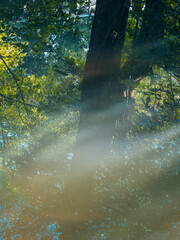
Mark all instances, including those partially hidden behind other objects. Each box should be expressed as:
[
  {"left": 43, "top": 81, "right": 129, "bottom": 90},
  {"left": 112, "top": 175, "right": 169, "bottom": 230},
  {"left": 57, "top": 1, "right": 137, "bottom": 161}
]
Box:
[
  {"left": 120, "top": 0, "right": 165, "bottom": 82},
  {"left": 76, "top": 0, "right": 130, "bottom": 162},
  {"left": 64, "top": 0, "right": 130, "bottom": 221}
]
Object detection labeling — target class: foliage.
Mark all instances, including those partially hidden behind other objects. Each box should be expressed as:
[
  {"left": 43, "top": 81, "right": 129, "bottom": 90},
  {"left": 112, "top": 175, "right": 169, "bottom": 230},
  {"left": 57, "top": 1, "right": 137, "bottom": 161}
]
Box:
[
  {"left": 0, "top": 22, "right": 81, "bottom": 168},
  {"left": 0, "top": 0, "right": 179, "bottom": 239},
  {"left": 134, "top": 69, "right": 179, "bottom": 126}
]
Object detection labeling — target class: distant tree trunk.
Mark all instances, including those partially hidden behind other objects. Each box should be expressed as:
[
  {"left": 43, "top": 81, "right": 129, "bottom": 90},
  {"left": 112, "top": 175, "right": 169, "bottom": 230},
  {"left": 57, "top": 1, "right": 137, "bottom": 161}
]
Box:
[{"left": 120, "top": 0, "right": 165, "bottom": 82}]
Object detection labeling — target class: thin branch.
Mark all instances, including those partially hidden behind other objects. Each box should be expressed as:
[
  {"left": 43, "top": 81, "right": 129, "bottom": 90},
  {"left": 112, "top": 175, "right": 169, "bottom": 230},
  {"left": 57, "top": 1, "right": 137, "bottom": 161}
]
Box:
[
  {"left": 0, "top": 122, "right": 6, "bottom": 149},
  {"left": 0, "top": 54, "right": 30, "bottom": 112},
  {"left": 3, "top": 117, "right": 19, "bottom": 137},
  {"left": 0, "top": 92, "right": 38, "bottom": 107}
]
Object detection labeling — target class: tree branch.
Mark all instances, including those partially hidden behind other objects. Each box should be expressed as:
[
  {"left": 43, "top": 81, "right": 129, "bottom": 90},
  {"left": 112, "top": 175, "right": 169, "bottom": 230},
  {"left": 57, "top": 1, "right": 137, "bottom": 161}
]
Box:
[
  {"left": 0, "top": 54, "right": 30, "bottom": 112},
  {"left": 0, "top": 92, "right": 39, "bottom": 107}
]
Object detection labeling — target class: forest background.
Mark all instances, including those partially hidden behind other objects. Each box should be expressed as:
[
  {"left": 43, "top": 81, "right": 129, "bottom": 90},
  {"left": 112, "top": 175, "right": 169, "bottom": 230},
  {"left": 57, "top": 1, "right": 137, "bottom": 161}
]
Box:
[{"left": 0, "top": 0, "right": 179, "bottom": 239}]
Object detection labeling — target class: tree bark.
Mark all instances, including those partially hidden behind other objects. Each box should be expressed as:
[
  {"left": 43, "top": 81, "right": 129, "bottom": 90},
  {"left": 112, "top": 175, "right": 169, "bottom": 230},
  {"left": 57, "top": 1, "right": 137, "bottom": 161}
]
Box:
[
  {"left": 77, "top": 0, "right": 130, "bottom": 158},
  {"left": 64, "top": 0, "right": 130, "bottom": 221}
]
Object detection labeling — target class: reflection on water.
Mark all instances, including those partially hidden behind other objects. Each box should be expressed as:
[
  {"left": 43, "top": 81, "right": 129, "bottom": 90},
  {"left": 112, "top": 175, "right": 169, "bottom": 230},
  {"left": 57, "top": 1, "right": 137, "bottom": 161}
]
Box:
[{"left": 0, "top": 126, "right": 180, "bottom": 239}]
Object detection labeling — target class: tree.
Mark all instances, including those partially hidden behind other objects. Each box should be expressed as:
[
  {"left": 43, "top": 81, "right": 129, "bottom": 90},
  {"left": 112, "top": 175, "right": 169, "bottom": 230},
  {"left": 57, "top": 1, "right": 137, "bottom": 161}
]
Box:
[
  {"left": 0, "top": 1, "right": 179, "bottom": 238},
  {"left": 76, "top": 0, "right": 178, "bottom": 161},
  {"left": 67, "top": 0, "right": 179, "bottom": 220},
  {"left": 76, "top": 0, "right": 130, "bottom": 158},
  {"left": 65, "top": 0, "right": 130, "bottom": 220}
]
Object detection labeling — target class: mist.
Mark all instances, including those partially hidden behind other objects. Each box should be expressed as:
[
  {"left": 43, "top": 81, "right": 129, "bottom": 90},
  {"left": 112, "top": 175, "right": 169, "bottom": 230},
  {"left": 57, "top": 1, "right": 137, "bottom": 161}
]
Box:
[{"left": 1, "top": 102, "right": 179, "bottom": 239}]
